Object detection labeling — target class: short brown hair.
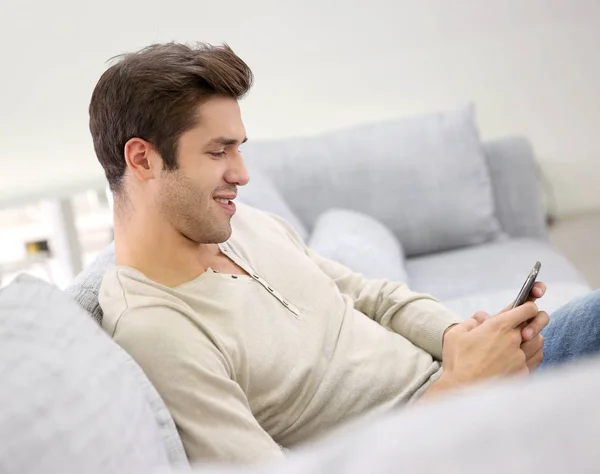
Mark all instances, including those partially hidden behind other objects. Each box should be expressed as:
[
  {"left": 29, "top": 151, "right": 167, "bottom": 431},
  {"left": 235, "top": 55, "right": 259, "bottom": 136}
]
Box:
[{"left": 89, "top": 42, "right": 253, "bottom": 194}]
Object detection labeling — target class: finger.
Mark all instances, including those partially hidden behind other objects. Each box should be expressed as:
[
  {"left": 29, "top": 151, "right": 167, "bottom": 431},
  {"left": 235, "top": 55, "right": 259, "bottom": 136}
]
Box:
[
  {"left": 527, "top": 282, "right": 547, "bottom": 302},
  {"left": 526, "top": 345, "right": 544, "bottom": 371},
  {"left": 515, "top": 350, "right": 529, "bottom": 376},
  {"left": 494, "top": 302, "right": 539, "bottom": 329},
  {"left": 522, "top": 311, "right": 550, "bottom": 341},
  {"left": 521, "top": 334, "right": 544, "bottom": 359},
  {"left": 452, "top": 317, "right": 481, "bottom": 333},
  {"left": 472, "top": 311, "right": 490, "bottom": 326},
  {"left": 516, "top": 367, "right": 531, "bottom": 378}
]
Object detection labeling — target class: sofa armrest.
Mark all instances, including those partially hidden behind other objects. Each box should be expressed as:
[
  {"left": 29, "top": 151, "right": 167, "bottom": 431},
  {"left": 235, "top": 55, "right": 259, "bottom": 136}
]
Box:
[{"left": 483, "top": 137, "right": 548, "bottom": 240}]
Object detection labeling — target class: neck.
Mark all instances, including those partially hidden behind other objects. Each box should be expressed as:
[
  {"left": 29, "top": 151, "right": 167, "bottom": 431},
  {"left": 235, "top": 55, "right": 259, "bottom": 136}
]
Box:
[{"left": 112, "top": 206, "right": 218, "bottom": 287}]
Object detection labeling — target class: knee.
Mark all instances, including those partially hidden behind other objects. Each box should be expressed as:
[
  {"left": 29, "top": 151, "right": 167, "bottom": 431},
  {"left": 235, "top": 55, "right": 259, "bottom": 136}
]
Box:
[
  {"left": 563, "top": 290, "right": 600, "bottom": 321},
  {"left": 579, "top": 290, "right": 600, "bottom": 309}
]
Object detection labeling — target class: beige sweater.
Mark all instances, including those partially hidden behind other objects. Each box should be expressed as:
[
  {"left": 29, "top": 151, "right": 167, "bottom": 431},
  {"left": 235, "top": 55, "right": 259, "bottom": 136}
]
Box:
[{"left": 100, "top": 204, "right": 461, "bottom": 464}]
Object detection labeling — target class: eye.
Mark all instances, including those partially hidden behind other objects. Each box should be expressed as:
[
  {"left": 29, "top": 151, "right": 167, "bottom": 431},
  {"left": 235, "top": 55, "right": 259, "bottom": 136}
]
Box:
[{"left": 209, "top": 151, "right": 227, "bottom": 159}]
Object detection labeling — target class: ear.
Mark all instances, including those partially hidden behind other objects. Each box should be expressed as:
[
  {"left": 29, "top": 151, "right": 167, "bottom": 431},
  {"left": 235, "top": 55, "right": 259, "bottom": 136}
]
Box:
[{"left": 124, "top": 138, "right": 161, "bottom": 183}]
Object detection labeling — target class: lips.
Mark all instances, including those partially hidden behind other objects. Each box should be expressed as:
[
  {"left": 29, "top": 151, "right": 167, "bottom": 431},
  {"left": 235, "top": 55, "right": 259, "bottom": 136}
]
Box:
[
  {"left": 213, "top": 195, "right": 237, "bottom": 214},
  {"left": 213, "top": 191, "right": 237, "bottom": 202}
]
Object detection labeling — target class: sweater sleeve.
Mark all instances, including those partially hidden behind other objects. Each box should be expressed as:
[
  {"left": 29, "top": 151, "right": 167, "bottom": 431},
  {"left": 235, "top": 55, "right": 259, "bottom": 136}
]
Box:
[
  {"left": 307, "top": 249, "right": 462, "bottom": 360},
  {"left": 265, "top": 212, "right": 462, "bottom": 360},
  {"left": 112, "top": 305, "right": 285, "bottom": 465}
]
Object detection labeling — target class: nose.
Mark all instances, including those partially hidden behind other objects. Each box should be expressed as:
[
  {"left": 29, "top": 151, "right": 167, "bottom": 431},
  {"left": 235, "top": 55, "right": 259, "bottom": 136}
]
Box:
[{"left": 225, "top": 152, "right": 250, "bottom": 187}]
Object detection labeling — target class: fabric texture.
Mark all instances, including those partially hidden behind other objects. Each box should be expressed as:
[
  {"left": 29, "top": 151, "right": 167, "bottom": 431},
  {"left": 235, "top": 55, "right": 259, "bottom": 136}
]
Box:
[
  {"left": 66, "top": 242, "right": 116, "bottom": 324},
  {"left": 0, "top": 274, "right": 188, "bottom": 474},
  {"left": 242, "top": 104, "right": 502, "bottom": 256},
  {"left": 308, "top": 208, "right": 409, "bottom": 283},
  {"left": 99, "top": 204, "right": 461, "bottom": 464},
  {"left": 541, "top": 290, "right": 600, "bottom": 367},
  {"left": 483, "top": 137, "right": 548, "bottom": 240},
  {"left": 237, "top": 166, "right": 308, "bottom": 241},
  {"left": 405, "top": 238, "right": 588, "bottom": 304}
]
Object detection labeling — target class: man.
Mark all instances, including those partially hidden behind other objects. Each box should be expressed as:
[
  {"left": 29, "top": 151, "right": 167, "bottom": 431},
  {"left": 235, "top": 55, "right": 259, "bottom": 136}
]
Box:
[{"left": 91, "top": 42, "right": 600, "bottom": 465}]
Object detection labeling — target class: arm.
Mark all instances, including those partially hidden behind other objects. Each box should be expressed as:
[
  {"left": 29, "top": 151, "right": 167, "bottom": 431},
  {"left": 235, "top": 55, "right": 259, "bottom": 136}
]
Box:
[
  {"left": 308, "top": 249, "right": 461, "bottom": 360},
  {"left": 113, "top": 305, "right": 285, "bottom": 465},
  {"left": 264, "top": 211, "right": 461, "bottom": 360}
]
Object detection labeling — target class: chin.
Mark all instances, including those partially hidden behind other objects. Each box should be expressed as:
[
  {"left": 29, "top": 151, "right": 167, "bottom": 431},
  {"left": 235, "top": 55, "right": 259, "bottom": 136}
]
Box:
[
  {"left": 218, "top": 226, "right": 233, "bottom": 242},
  {"left": 210, "top": 222, "right": 233, "bottom": 244},
  {"left": 184, "top": 221, "right": 232, "bottom": 245}
]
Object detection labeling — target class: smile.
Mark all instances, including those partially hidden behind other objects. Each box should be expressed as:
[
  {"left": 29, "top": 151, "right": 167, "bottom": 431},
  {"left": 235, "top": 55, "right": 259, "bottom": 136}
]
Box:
[{"left": 214, "top": 197, "right": 237, "bottom": 215}]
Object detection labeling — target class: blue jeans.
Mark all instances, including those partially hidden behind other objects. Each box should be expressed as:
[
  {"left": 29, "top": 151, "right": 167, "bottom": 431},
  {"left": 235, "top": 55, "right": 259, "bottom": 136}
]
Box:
[{"left": 540, "top": 290, "right": 600, "bottom": 367}]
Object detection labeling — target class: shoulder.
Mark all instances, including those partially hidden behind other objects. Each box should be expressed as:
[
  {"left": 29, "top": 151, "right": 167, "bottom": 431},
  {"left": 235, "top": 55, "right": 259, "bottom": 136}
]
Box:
[
  {"left": 99, "top": 266, "right": 195, "bottom": 337},
  {"left": 100, "top": 270, "right": 229, "bottom": 372}
]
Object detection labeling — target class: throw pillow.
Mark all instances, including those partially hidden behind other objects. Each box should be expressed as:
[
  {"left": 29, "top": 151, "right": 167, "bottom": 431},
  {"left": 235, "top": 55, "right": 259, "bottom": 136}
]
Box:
[{"left": 309, "top": 208, "right": 409, "bottom": 283}]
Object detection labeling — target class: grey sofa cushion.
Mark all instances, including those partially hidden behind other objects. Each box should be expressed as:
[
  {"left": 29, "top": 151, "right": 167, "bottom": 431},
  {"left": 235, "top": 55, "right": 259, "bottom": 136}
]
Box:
[
  {"left": 483, "top": 137, "right": 548, "bottom": 240},
  {"left": 66, "top": 242, "right": 116, "bottom": 324},
  {"left": 309, "top": 208, "right": 409, "bottom": 283},
  {"left": 237, "top": 166, "right": 308, "bottom": 241},
  {"left": 406, "top": 238, "right": 590, "bottom": 312},
  {"left": 0, "top": 275, "right": 188, "bottom": 473},
  {"left": 243, "top": 104, "right": 502, "bottom": 257}
]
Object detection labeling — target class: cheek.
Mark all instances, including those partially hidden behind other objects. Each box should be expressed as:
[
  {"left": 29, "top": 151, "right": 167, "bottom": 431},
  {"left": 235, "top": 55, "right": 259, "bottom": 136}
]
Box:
[
  {"left": 180, "top": 178, "right": 211, "bottom": 208},
  {"left": 158, "top": 172, "right": 207, "bottom": 211},
  {"left": 180, "top": 163, "right": 224, "bottom": 191}
]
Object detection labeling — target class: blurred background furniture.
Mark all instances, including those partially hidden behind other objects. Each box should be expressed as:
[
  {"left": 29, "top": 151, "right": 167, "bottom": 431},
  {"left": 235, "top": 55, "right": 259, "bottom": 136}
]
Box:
[{"left": 0, "top": 177, "right": 109, "bottom": 287}]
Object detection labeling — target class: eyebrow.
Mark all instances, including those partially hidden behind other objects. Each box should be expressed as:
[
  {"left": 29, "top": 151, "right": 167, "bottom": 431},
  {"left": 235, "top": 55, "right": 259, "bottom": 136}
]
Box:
[{"left": 207, "top": 136, "right": 248, "bottom": 147}]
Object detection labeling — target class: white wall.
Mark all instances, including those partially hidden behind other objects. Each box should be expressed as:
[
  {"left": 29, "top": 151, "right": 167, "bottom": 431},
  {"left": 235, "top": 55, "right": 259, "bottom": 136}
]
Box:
[{"left": 1, "top": 0, "right": 599, "bottom": 216}]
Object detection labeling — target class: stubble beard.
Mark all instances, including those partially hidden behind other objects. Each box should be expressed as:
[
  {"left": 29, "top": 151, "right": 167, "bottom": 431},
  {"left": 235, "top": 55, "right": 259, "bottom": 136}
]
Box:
[{"left": 159, "top": 171, "right": 232, "bottom": 244}]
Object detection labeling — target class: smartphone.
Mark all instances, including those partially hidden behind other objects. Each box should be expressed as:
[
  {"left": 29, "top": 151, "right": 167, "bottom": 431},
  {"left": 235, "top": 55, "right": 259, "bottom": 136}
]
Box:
[{"left": 511, "top": 261, "right": 542, "bottom": 309}]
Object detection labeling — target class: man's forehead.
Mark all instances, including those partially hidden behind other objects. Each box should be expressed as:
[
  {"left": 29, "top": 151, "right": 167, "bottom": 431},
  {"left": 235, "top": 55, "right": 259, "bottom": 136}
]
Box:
[{"left": 192, "top": 99, "right": 246, "bottom": 143}]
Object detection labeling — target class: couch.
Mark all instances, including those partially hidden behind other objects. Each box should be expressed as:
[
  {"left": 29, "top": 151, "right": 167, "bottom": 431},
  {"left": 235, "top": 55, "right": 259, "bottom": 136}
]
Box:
[{"left": 2, "top": 104, "right": 591, "bottom": 473}]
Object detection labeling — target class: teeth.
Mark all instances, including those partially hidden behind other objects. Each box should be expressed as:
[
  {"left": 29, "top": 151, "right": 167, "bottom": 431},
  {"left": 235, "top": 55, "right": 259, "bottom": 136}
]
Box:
[{"left": 215, "top": 198, "right": 230, "bottom": 204}]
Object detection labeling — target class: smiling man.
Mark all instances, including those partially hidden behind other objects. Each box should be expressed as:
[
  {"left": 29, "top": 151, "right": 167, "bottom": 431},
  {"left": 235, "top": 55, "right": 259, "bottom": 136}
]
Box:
[{"left": 91, "top": 43, "right": 600, "bottom": 466}]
